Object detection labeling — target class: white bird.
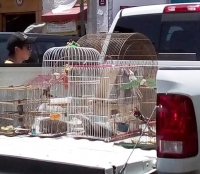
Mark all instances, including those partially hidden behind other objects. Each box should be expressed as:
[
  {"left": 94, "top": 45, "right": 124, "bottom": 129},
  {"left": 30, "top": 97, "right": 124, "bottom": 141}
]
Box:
[
  {"left": 140, "top": 78, "right": 147, "bottom": 86},
  {"left": 53, "top": 72, "right": 61, "bottom": 80},
  {"left": 38, "top": 103, "right": 66, "bottom": 120},
  {"left": 128, "top": 69, "right": 137, "bottom": 81}
]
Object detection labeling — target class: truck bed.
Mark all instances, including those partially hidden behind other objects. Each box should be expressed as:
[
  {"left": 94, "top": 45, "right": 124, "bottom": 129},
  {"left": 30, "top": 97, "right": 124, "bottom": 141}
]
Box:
[{"left": 0, "top": 135, "right": 156, "bottom": 174}]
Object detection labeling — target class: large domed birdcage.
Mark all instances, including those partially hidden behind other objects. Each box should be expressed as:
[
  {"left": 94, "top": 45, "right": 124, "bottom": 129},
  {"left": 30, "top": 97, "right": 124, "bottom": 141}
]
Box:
[{"left": 76, "top": 33, "right": 158, "bottom": 140}]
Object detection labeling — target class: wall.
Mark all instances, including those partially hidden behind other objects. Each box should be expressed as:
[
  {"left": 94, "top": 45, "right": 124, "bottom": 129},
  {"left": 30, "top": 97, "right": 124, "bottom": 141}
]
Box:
[
  {"left": 42, "top": 0, "right": 87, "bottom": 14},
  {"left": 43, "top": 0, "right": 169, "bottom": 34},
  {"left": 42, "top": 0, "right": 108, "bottom": 33},
  {"left": 97, "top": 1, "right": 108, "bottom": 32},
  {"left": 0, "top": 0, "right": 42, "bottom": 31},
  {"left": 112, "top": 0, "right": 168, "bottom": 20},
  {"left": 42, "top": 0, "right": 67, "bottom": 14},
  {"left": 0, "top": 0, "right": 42, "bottom": 20},
  {"left": 42, "top": 0, "right": 87, "bottom": 35}
]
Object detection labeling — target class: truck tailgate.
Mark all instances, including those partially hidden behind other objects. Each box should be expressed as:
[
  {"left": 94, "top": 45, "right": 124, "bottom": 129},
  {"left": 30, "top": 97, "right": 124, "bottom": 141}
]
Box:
[{"left": 157, "top": 68, "right": 200, "bottom": 174}]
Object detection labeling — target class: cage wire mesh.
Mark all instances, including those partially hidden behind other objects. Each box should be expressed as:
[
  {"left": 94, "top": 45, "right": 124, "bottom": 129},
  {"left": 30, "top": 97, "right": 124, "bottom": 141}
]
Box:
[{"left": 15, "top": 33, "right": 157, "bottom": 142}]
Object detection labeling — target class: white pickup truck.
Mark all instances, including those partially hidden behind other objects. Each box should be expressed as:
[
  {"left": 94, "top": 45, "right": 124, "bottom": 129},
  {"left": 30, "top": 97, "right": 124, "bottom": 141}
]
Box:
[
  {"left": 109, "top": 2, "right": 200, "bottom": 174},
  {"left": 1, "top": 2, "right": 200, "bottom": 174}
]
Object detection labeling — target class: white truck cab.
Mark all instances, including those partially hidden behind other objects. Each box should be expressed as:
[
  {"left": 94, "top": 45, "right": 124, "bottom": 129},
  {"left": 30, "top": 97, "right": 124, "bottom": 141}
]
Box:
[
  {"left": 109, "top": 3, "right": 200, "bottom": 62},
  {"left": 109, "top": 3, "right": 200, "bottom": 174}
]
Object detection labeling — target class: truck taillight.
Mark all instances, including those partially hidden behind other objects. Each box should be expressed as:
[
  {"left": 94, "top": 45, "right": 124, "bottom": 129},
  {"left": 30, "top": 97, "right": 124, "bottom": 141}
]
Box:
[
  {"left": 156, "top": 94, "right": 198, "bottom": 158},
  {"left": 164, "top": 4, "right": 200, "bottom": 13}
]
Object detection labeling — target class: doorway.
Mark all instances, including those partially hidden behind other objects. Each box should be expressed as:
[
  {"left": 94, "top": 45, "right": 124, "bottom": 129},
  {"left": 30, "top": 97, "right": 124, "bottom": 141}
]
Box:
[{"left": 5, "top": 13, "right": 36, "bottom": 32}]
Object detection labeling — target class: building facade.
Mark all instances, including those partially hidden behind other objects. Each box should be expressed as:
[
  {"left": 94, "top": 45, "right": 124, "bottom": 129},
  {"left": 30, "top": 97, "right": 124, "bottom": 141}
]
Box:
[
  {"left": 2, "top": 0, "right": 196, "bottom": 33},
  {"left": 42, "top": 0, "right": 169, "bottom": 34},
  {"left": 0, "top": 0, "right": 42, "bottom": 32}
]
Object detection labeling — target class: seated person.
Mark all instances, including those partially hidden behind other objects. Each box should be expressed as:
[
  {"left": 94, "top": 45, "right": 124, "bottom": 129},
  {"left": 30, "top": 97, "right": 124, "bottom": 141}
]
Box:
[{"left": 5, "top": 32, "right": 37, "bottom": 64}]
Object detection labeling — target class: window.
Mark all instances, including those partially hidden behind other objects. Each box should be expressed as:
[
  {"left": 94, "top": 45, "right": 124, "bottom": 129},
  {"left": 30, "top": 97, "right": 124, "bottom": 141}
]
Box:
[
  {"left": 23, "top": 44, "right": 40, "bottom": 64},
  {"left": 113, "top": 14, "right": 162, "bottom": 51},
  {"left": 166, "top": 26, "right": 183, "bottom": 42},
  {"left": 0, "top": 40, "right": 8, "bottom": 64},
  {"left": 34, "top": 41, "right": 56, "bottom": 63},
  {"left": 159, "top": 21, "right": 198, "bottom": 53},
  {"left": 60, "top": 41, "right": 68, "bottom": 46}
]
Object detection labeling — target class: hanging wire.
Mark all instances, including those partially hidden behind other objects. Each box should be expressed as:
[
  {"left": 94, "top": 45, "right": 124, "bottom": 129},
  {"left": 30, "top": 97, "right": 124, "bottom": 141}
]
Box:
[{"left": 118, "top": 105, "right": 158, "bottom": 174}]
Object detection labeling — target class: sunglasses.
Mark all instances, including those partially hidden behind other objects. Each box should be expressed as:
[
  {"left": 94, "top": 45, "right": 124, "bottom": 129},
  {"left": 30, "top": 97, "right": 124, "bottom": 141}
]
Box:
[{"left": 23, "top": 44, "right": 31, "bottom": 50}]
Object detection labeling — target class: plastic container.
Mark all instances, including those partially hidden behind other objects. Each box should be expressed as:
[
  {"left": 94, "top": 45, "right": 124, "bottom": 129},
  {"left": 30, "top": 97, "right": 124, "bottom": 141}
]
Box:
[{"left": 117, "top": 122, "right": 129, "bottom": 132}]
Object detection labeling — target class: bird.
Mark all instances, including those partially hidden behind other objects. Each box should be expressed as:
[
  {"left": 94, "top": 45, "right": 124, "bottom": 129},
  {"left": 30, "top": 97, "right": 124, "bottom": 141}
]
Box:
[
  {"left": 128, "top": 69, "right": 137, "bottom": 81},
  {"left": 133, "top": 107, "right": 148, "bottom": 123},
  {"left": 17, "top": 99, "right": 24, "bottom": 115},
  {"left": 53, "top": 72, "right": 61, "bottom": 80},
  {"left": 41, "top": 86, "right": 53, "bottom": 100},
  {"left": 64, "top": 64, "right": 71, "bottom": 75},
  {"left": 17, "top": 99, "right": 24, "bottom": 126},
  {"left": 111, "top": 109, "right": 120, "bottom": 118},
  {"left": 140, "top": 78, "right": 147, "bottom": 86}
]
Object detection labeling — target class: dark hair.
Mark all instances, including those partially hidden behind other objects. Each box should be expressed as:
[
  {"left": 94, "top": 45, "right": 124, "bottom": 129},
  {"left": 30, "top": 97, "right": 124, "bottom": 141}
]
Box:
[
  {"left": 8, "top": 49, "right": 15, "bottom": 57},
  {"left": 8, "top": 45, "right": 24, "bottom": 57}
]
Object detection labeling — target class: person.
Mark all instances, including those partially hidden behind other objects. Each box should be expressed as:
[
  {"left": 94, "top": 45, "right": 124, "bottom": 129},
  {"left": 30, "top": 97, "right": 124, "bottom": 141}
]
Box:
[{"left": 5, "top": 32, "right": 37, "bottom": 64}]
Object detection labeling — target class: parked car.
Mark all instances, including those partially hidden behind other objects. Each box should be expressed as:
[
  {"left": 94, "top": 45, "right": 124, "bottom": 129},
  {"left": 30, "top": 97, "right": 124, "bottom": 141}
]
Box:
[{"left": 0, "top": 32, "right": 80, "bottom": 66}]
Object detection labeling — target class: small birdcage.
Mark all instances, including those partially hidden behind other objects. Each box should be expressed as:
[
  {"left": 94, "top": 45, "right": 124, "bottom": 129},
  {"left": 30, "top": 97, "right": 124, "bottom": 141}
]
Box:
[
  {"left": 39, "top": 41, "right": 101, "bottom": 97},
  {"left": 0, "top": 86, "right": 41, "bottom": 136}
]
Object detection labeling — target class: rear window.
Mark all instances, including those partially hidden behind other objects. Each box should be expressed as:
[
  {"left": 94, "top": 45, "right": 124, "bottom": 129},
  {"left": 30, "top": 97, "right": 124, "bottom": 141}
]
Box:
[
  {"left": 59, "top": 41, "right": 68, "bottom": 46},
  {"left": 0, "top": 35, "right": 79, "bottom": 66},
  {"left": 33, "top": 41, "right": 56, "bottom": 63},
  {"left": 113, "top": 14, "right": 162, "bottom": 51},
  {"left": 159, "top": 21, "right": 198, "bottom": 53}
]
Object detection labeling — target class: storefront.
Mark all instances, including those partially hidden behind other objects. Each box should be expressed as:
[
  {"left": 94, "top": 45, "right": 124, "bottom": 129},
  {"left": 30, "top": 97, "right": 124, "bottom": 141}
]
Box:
[
  {"left": 41, "top": 0, "right": 168, "bottom": 35},
  {"left": 0, "top": 0, "right": 42, "bottom": 32},
  {"left": 41, "top": 6, "right": 87, "bottom": 36},
  {"left": 41, "top": 0, "right": 87, "bottom": 36}
]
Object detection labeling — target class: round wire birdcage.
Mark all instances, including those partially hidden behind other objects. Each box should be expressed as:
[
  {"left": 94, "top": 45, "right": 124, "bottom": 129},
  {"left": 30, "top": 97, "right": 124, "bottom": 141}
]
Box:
[
  {"left": 77, "top": 33, "right": 157, "bottom": 79},
  {"left": 77, "top": 33, "right": 157, "bottom": 62}
]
